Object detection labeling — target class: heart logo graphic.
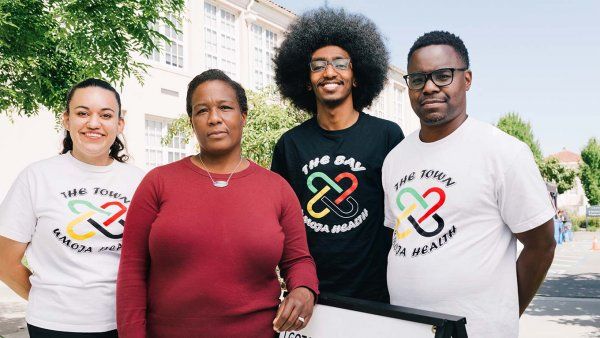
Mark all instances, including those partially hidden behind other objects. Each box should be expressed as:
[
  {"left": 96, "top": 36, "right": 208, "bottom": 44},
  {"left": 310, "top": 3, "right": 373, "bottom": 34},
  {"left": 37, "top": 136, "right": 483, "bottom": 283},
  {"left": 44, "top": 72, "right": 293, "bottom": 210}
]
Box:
[
  {"left": 334, "top": 172, "right": 358, "bottom": 204},
  {"left": 306, "top": 171, "right": 360, "bottom": 219},
  {"left": 395, "top": 186, "right": 446, "bottom": 238}
]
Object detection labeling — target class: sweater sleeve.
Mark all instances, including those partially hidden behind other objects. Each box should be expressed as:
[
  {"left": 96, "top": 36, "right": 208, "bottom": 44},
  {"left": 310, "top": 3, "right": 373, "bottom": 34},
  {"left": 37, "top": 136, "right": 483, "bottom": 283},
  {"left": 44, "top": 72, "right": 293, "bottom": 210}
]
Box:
[
  {"left": 117, "top": 169, "right": 161, "bottom": 338},
  {"left": 277, "top": 180, "right": 319, "bottom": 295}
]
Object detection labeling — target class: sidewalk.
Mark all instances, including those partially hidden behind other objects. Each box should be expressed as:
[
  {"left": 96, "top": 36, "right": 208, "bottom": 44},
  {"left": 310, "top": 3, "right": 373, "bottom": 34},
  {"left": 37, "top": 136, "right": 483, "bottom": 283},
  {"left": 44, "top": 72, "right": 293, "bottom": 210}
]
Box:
[
  {"left": 0, "top": 282, "right": 27, "bottom": 337},
  {"left": 2, "top": 231, "right": 599, "bottom": 337},
  {"left": 519, "top": 231, "right": 600, "bottom": 338}
]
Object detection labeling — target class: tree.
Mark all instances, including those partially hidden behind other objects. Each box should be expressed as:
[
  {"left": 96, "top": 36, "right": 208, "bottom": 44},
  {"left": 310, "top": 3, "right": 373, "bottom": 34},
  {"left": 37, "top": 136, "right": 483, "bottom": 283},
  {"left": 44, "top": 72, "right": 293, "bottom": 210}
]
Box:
[
  {"left": 538, "top": 157, "right": 577, "bottom": 194},
  {"left": 497, "top": 112, "right": 543, "bottom": 161},
  {"left": 0, "top": 0, "right": 184, "bottom": 117},
  {"left": 163, "top": 86, "right": 311, "bottom": 168},
  {"left": 580, "top": 137, "right": 600, "bottom": 205},
  {"left": 497, "top": 112, "right": 575, "bottom": 193}
]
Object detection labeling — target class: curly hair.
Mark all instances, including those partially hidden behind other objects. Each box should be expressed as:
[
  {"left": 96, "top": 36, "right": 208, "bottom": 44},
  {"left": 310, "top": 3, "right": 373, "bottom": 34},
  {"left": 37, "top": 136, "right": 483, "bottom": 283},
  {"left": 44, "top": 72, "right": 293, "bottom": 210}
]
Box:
[
  {"left": 274, "top": 7, "right": 389, "bottom": 115},
  {"left": 407, "top": 31, "right": 470, "bottom": 68}
]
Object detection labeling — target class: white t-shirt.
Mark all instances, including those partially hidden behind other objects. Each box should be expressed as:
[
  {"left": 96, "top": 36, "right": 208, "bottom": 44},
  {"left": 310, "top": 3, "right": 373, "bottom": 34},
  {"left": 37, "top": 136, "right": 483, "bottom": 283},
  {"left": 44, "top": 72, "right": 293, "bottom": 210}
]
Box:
[
  {"left": 382, "top": 117, "right": 554, "bottom": 338},
  {"left": 0, "top": 153, "right": 144, "bottom": 332}
]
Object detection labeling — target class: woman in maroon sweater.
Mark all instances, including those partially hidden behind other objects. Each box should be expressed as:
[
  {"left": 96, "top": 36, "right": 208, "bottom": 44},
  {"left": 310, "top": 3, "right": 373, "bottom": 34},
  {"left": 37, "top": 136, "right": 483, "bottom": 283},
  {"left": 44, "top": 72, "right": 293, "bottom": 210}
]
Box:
[{"left": 117, "top": 69, "right": 319, "bottom": 337}]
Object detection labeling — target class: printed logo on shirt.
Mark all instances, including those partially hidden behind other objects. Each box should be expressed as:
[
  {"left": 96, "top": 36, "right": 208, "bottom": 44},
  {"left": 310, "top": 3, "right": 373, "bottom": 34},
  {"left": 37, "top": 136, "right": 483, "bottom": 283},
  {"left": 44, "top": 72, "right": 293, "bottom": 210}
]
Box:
[
  {"left": 390, "top": 169, "right": 458, "bottom": 258},
  {"left": 393, "top": 186, "right": 446, "bottom": 239},
  {"left": 65, "top": 200, "right": 126, "bottom": 240},
  {"left": 51, "top": 186, "right": 132, "bottom": 254},
  {"left": 301, "top": 154, "right": 369, "bottom": 234},
  {"left": 306, "top": 172, "right": 359, "bottom": 219}
]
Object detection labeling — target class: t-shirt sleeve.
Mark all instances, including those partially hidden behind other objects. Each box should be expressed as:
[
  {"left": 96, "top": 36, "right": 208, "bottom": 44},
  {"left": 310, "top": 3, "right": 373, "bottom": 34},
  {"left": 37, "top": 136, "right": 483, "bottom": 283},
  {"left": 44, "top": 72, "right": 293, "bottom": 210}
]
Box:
[
  {"left": 117, "top": 169, "right": 161, "bottom": 338},
  {"left": 270, "top": 136, "right": 288, "bottom": 179},
  {"left": 0, "top": 170, "right": 36, "bottom": 243},
  {"left": 382, "top": 156, "right": 396, "bottom": 230},
  {"left": 497, "top": 144, "right": 555, "bottom": 233},
  {"left": 277, "top": 180, "right": 319, "bottom": 296},
  {"left": 387, "top": 123, "right": 405, "bottom": 152}
]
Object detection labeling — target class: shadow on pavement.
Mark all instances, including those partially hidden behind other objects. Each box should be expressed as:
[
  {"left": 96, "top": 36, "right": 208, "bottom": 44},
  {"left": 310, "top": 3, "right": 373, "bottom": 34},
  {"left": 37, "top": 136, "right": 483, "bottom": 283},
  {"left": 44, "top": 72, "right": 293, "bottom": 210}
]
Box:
[
  {"left": 525, "top": 273, "right": 600, "bottom": 336},
  {"left": 524, "top": 298, "right": 600, "bottom": 336},
  {"left": 537, "top": 273, "right": 600, "bottom": 299}
]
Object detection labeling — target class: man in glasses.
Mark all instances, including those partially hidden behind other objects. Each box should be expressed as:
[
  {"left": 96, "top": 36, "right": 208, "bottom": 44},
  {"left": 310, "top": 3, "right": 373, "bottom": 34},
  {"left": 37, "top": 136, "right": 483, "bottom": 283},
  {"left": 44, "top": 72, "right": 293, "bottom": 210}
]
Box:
[
  {"left": 382, "top": 31, "right": 555, "bottom": 337},
  {"left": 271, "top": 7, "right": 404, "bottom": 302}
]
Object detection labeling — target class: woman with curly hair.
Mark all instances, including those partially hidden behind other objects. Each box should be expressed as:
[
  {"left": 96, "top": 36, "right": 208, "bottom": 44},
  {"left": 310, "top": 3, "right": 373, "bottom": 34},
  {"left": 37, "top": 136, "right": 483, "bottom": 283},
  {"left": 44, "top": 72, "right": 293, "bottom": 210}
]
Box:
[{"left": 271, "top": 7, "right": 404, "bottom": 303}]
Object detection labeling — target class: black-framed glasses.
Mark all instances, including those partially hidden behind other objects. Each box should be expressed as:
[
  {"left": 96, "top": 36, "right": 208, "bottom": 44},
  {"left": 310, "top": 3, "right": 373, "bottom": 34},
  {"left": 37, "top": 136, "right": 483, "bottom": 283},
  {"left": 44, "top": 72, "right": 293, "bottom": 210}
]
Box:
[
  {"left": 309, "top": 58, "right": 351, "bottom": 72},
  {"left": 403, "top": 68, "right": 468, "bottom": 90}
]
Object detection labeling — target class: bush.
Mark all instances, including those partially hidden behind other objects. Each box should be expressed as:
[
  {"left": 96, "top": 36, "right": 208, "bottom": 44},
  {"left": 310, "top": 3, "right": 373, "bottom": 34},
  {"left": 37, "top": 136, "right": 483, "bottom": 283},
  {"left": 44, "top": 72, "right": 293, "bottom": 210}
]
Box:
[
  {"left": 571, "top": 215, "right": 600, "bottom": 231},
  {"left": 162, "top": 86, "right": 311, "bottom": 168}
]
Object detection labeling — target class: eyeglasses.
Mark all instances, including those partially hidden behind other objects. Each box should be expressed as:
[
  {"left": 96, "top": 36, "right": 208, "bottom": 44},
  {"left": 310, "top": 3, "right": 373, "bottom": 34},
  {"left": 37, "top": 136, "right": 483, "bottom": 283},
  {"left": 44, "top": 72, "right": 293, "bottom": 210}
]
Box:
[
  {"left": 309, "top": 58, "right": 351, "bottom": 72},
  {"left": 403, "top": 68, "right": 468, "bottom": 90}
]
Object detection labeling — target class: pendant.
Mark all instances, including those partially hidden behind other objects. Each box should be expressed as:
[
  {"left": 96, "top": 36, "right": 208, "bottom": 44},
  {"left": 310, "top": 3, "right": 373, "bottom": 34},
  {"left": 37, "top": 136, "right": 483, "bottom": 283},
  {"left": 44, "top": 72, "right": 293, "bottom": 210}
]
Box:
[{"left": 213, "top": 181, "right": 228, "bottom": 188}]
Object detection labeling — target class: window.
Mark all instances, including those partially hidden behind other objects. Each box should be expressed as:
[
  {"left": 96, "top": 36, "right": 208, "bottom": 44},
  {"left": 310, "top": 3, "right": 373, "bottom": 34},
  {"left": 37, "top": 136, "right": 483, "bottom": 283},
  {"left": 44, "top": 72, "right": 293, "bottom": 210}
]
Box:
[
  {"left": 251, "top": 24, "right": 278, "bottom": 89},
  {"left": 164, "top": 13, "right": 184, "bottom": 68},
  {"left": 149, "top": 22, "right": 162, "bottom": 62},
  {"left": 370, "top": 95, "right": 385, "bottom": 119},
  {"left": 147, "top": 14, "right": 184, "bottom": 68},
  {"left": 394, "top": 86, "right": 405, "bottom": 126},
  {"left": 204, "top": 3, "right": 237, "bottom": 78},
  {"left": 145, "top": 117, "right": 188, "bottom": 169}
]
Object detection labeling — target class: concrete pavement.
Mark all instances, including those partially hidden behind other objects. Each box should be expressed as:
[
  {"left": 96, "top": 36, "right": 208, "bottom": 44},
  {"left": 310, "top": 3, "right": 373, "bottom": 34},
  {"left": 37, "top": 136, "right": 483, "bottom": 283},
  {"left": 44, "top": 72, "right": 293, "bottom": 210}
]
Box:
[
  {"left": 2, "top": 231, "right": 599, "bottom": 337},
  {"left": 519, "top": 231, "right": 600, "bottom": 338},
  {"left": 0, "top": 281, "right": 26, "bottom": 338}
]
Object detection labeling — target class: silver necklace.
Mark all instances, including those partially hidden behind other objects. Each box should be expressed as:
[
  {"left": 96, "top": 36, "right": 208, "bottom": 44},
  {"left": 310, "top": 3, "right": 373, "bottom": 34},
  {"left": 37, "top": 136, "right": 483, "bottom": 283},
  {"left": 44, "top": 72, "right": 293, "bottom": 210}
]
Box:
[{"left": 197, "top": 155, "right": 243, "bottom": 188}]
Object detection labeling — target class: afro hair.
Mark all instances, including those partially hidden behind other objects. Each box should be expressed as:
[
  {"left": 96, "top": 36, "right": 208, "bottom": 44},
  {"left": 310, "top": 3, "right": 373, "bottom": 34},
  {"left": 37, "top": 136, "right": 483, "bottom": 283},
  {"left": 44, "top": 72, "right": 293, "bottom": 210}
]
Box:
[
  {"left": 407, "top": 31, "right": 470, "bottom": 69},
  {"left": 274, "top": 7, "right": 389, "bottom": 115}
]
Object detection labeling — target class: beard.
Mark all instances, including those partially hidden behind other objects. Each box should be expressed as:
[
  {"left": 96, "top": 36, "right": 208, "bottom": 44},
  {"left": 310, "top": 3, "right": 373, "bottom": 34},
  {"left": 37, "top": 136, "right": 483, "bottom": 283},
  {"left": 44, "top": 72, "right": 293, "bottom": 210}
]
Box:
[
  {"left": 316, "top": 88, "right": 353, "bottom": 109},
  {"left": 320, "top": 96, "right": 348, "bottom": 108},
  {"left": 419, "top": 110, "right": 448, "bottom": 126}
]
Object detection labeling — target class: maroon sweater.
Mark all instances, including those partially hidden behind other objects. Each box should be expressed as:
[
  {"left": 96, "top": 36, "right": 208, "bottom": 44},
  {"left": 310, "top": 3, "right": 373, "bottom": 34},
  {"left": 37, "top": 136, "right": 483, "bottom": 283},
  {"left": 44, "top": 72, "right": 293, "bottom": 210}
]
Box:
[{"left": 117, "top": 158, "right": 318, "bottom": 338}]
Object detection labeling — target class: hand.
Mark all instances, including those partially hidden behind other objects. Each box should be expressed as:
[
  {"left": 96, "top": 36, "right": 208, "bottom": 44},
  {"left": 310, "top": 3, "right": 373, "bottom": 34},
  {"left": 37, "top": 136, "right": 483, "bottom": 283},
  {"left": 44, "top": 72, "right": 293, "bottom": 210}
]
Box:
[{"left": 273, "top": 286, "right": 315, "bottom": 333}]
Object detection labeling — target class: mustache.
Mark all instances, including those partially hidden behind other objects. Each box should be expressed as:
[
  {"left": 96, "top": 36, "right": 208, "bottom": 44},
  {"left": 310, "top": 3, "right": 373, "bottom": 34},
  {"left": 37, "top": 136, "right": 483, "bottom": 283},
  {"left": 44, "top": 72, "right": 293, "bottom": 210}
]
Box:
[
  {"left": 317, "top": 79, "right": 343, "bottom": 86},
  {"left": 419, "top": 95, "right": 449, "bottom": 105}
]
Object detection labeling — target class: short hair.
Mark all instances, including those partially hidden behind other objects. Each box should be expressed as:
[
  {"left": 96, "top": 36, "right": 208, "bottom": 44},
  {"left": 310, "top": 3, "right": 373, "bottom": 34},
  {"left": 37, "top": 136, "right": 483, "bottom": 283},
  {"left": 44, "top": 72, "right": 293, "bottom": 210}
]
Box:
[
  {"left": 274, "top": 7, "right": 389, "bottom": 115},
  {"left": 407, "top": 31, "right": 470, "bottom": 68},
  {"left": 186, "top": 69, "right": 248, "bottom": 117},
  {"left": 62, "top": 78, "right": 128, "bottom": 162}
]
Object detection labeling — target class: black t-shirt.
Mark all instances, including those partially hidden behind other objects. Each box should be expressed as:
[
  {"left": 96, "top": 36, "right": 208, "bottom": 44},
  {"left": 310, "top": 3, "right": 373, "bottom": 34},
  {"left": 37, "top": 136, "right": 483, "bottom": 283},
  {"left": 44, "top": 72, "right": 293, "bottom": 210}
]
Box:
[{"left": 271, "top": 112, "right": 404, "bottom": 302}]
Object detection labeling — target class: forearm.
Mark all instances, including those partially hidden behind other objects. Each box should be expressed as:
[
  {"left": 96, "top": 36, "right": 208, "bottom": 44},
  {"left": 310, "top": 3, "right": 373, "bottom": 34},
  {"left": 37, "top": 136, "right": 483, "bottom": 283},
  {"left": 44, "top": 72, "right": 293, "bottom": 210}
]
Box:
[
  {"left": 0, "top": 262, "right": 32, "bottom": 300},
  {"left": 516, "top": 243, "right": 555, "bottom": 315}
]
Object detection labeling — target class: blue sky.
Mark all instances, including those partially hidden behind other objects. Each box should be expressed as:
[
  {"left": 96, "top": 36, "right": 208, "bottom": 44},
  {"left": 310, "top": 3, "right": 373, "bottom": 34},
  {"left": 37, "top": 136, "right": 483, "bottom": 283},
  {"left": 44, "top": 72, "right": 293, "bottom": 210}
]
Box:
[{"left": 276, "top": 0, "right": 600, "bottom": 156}]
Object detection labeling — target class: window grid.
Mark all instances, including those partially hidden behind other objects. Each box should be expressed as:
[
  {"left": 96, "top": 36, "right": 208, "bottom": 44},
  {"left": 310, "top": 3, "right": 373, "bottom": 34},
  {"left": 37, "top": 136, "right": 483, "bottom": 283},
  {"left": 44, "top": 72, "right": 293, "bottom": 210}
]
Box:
[
  {"left": 147, "top": 14, "right": 184, "bottom": 69},
  {"left": 165, "top": 13, "right": 184, "bottom": 68},
  {"left": 372, "top": 96, "right": 385, "bottom": 119},
  {"left": 145, "top": 118, "right": 188, "bottom": 169},
  {"left": 250, "top": 23, "right": 278, "bottom": 89},
  {"left": 394, "top": 86, "right": 405, "bottom": 126},
  {"left": 204, "top": 3, "right": 237, "bottom": 78}
]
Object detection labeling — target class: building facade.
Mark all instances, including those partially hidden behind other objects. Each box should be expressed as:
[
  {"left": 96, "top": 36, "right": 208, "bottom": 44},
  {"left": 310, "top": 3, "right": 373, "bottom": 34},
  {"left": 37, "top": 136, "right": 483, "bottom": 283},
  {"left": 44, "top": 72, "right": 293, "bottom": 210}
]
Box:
[
  {"left": 0, "top": 0, "right": 419, "bottom": 198},
  {"left": 549, "top": 148, "right": 589, "bottom": 216}
]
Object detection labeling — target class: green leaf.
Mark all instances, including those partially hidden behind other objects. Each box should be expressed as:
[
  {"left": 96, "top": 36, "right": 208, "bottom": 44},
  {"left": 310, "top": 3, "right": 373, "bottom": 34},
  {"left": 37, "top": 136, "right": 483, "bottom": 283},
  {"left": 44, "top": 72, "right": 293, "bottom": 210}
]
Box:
[
  {"left": 0, "top": 0, "right": 185, "bottom": 118},
  {"left": 163, "top": 86, "right": 311, "bottom": 168}
]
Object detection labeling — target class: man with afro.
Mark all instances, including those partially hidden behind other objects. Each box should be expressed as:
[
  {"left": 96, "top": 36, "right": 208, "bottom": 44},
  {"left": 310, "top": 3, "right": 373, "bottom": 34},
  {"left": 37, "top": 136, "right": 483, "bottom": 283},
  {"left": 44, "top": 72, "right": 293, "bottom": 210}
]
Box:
[
  {"left": 382, "top": 31, "right": 555, "bottom": 337},
  {"left": 271, "top": 7, "right": 404, "bottom": 303}
]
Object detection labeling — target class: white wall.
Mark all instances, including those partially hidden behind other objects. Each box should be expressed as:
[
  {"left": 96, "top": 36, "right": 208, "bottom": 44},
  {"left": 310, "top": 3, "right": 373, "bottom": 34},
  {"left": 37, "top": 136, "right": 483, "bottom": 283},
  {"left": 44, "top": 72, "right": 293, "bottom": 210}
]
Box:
[
  {"left": 0, "top": 110, "right": 63, "bottom": 198},
  {"left": 0, "top": 0, "right": 419, "bottom": 198}
]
